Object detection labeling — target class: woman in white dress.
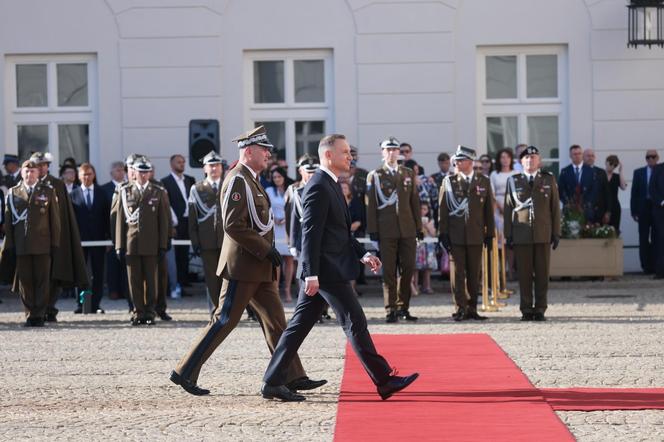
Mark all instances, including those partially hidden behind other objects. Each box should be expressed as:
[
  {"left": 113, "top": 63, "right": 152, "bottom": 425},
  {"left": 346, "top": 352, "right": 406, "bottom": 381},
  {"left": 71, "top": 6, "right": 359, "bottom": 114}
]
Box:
[
  {"left": 489, "top": 148, "right": 519, "bottom": 279},
  {"left": 265, "top": 167, "right": 294, "bottom": 302}
]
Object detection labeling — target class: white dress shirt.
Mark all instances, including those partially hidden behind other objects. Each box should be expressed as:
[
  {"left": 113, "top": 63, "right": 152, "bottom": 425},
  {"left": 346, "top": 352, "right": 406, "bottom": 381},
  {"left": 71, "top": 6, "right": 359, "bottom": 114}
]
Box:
[
  {"left": 171, "top": 172, "right": 189, "bottom": 217},
  {"left": 81, "top": 184, "right": 94, "bottom": 206}
]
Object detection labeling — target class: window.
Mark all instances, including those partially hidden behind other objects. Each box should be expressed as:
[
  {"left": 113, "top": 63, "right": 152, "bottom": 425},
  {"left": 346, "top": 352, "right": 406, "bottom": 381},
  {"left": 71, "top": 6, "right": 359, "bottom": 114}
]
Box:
[
  {"left": 245, "top": 50, "right": 333, "bottom": 167},
  {"left": 478, "top": 46, "right": 567, "bottom": 175},
  {"left": 5, "top": 54, "right": 96, "bottom": 166}
]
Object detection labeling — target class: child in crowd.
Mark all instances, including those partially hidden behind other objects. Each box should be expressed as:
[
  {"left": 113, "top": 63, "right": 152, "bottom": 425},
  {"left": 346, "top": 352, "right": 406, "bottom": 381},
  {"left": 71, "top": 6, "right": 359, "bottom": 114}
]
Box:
[{"left": 414, "top": 201, "right": 437, "bottom": 294}]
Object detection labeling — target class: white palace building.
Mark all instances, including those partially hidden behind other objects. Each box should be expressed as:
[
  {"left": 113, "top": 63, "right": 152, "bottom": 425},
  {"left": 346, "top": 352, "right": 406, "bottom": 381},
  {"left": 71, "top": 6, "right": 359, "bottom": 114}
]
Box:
[{"left": 1, "top": 0, "right": 663, "bottom": 271}]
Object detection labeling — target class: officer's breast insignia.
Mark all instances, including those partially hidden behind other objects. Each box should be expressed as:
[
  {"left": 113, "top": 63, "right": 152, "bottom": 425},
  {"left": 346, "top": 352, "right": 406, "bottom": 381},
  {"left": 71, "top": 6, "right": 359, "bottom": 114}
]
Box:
[
  {"left": 403, "top": 176, "right": 412, "bottom": 187},
  {"left": 231, "top": 192, "right": 241, "bottom": 202}
]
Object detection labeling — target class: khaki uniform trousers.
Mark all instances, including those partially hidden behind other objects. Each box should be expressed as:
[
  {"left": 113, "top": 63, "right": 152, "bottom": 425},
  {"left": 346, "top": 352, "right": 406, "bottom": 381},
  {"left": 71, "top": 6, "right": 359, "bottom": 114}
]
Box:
[
  {"left": 126, "top": 255, "right": 158, "bottom": 320},
  {"left": 175, "top": 278, "right": 306, "bottom": 384},
  {"left": 17, "top": 255, "right": 51, "bottom": 320},
  {"left": 380, "top": 237, "right": 416, "bottom": 313},
  {"left": 201, "top": 249, "right": 222, "bottom": 311},
  {"left": 450, "top": 245, "right": 482, "bottom": 312},
  {"left": 514, "top": 244, "right": 551, "bottom": 314}
]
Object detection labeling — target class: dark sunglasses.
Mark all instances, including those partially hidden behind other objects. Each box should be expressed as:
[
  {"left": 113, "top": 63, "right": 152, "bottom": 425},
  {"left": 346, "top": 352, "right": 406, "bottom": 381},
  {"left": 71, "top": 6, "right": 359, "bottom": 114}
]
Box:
[
  {"left": 646, "top": 155, "right": 658, "bottom": 159},
  {"left": 400, "top": 149, "right": 411, "bottom": 154}
]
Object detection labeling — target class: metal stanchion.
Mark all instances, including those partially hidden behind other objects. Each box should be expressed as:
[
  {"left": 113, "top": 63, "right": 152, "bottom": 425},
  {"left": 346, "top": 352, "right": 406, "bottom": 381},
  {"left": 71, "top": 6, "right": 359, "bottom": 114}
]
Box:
[
  {"left": 499, "top": 232, "right": 514, "bottom": 299},
  {"left": 480, "top": 245, "right": 498, "bottom": 312},
  {"left": 491, "top": 236, "right": 506, "bottom": 308}
]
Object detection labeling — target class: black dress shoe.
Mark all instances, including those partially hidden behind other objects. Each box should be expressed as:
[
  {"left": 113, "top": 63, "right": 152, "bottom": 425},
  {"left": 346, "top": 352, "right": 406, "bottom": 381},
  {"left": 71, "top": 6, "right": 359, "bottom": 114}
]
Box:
[
  {"left": 521, "top": 313, "right": 534, "bottom": 321},
  {"left": 261, "top": 384, "right": 305, "bottom": 402},
  {"left": 96, "top": 308, "right": 105, "bottom": 314},
  {"left": 385, "top": 312, "right": 398, "bottom": 323},
  {"left": 452, "top": 309, "right": 467, "bottom": 322},
  {"left": 467, "top": 311, "right": 488, "bottom": 321},
  {"left": 24, "top": 317, "right": 45, "bottom": 327},
  {"left": 322, "top": 313, "right": 331, "bottom": 320},
  {"left": 533, "top": 312, "right": 547, "bottom": 321},
  {"left": 45, "top": 313, "right": 57, "bottom": 322},
  {"left": 317, "top": 315, "right": 325, "bottom": 324},
  {"left": 169, "top": 370, "right": 210, "bottom": 396},
  {"left": 141, "top": 318, "right": 156, "bottom": 326},
  {"left": 73, "top": 306, "right": 83, "bottom": 314},
  {"left": 130, "top": 317, "right": 141, "bottom": 326},
  {"left": 377, "top": 372, "right": 420, "bottom": 400},
  {"left": 158, "top": 311, "right": 172, "bottom": 321},
  {"left": 286, "top": 377, "right": 328, "bottom": 391},
  {"left": 397, "top": 310, "right": 418, "bottom": 321}
]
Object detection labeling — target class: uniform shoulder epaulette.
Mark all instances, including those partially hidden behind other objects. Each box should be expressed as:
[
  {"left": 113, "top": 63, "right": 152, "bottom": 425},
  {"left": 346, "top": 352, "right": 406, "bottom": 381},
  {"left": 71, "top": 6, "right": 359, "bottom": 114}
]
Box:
[
  {"left": 400, "top": 165, "right": 414, "bottom": 174},
  {"left": 541, "top": 170, "right": 554, "bottom": 176},
  {"left": 150, "top": 181, "right": 166, "bottom": 191}
]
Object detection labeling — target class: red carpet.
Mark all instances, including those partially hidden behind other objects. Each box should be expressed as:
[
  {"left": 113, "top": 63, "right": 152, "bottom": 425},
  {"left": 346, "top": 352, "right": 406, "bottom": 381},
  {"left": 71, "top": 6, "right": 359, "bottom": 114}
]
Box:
[
  {"left": 334, "top": 334, "right": 573, "bottom": 442},
  {"left": 542, "top": 388, "right": 664, "bottom": 411}
]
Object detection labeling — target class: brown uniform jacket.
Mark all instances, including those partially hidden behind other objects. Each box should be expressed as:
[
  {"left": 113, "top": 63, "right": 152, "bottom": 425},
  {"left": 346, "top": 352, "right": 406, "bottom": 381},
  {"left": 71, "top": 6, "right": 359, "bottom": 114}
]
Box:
[
  {"left": 42, "top": 174, "right": 88, "bottom": 288},
  {"left": 503, "top": 171, "right": 561, "bottom": 244},
  {"left": 438, "top": 173, "right": 495, "bottom": 245},
  {"left": 216, "top": 164, "right": 274, "bottom": 282},
  {"left": 366, "top": 164, "right": 421, "bottom": 239},
  {"left": 115, "top": 181, "right": 170, "bottom": 255},
  {"left": 188, "top": 180, "right": 223, "bottom": 251}
]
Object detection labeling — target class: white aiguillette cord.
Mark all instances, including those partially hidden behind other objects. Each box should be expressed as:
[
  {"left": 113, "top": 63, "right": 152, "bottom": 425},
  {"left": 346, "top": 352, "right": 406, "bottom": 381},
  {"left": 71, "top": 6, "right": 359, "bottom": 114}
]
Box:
[
  {"left": 189, "top": 185, "right": 216, "bottom": 223},
  {"left": 121, "top": 186, "right": 140, "bottom": 225},
  {"left": 369, "top": 170, "right": 398, "bottom": 210},
  {"left": 443, "top": 175, "right": 469, "bottom": 220},
  {"left": 8, "top": 188, "right": 28, "bottom": 226},
  {"left": 507, "top": 177, "right": 534, "bottom": 224},
  {"left": 222, "top": 175, "right": 274, "bottom": 237}
]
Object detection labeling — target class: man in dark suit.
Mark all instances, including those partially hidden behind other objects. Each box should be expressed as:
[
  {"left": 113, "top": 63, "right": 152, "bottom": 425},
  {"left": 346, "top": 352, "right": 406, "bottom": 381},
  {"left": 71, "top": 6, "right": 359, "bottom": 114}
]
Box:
[
  {"left": 161, "top": 154, "right": 195, "bottom": 291},
  {"left": 262, "top": 134, "right": 419, "bottom": 402},
  {"left": 71, "top": 163, "right": 112, "bottom": 313},
  {"left": 631, "top": 150, "right": 659, "bottom": 274},
  {"left": 558, "top": 145, "right": 602, "bottom": 223},
  {"left": 101, "top": 161, "right": 128, "bottom": 301},
  {"left": 649, "top": 160, "right": 664, "bottom": 279},
  {"left": 583, "top": 148, "right": 611, "bottom": 225}
]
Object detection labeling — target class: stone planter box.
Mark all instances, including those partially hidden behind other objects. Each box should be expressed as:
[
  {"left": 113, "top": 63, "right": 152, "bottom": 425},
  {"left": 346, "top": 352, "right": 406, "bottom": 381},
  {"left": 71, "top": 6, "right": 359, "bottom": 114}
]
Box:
[{"left": 550, "top": 238, "right": 624, "bottom": 277}]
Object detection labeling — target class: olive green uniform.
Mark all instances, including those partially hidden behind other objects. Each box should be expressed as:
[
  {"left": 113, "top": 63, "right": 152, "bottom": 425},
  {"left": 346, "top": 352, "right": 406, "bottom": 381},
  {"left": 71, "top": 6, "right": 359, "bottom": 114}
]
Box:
[
  {"left": 503, "top": 171, "right": 561, "bottom": 314},
  {"left": 2, "top": 183, "right": 61, "bottom": 319},
  {"left": 115, "top": 181, "right": 170, "bottom": 320},
  {"left": 438, "top": 172, "right": 495, "bottom": 313},
  {"left": 366, "top": 164, "right": 421, "bottom": 313},
  {"left": 175, "top": 164, "right": 306, "bottom": 385},
  {"left": 188, "top": 179, "right": 223, "bottom": 309}
]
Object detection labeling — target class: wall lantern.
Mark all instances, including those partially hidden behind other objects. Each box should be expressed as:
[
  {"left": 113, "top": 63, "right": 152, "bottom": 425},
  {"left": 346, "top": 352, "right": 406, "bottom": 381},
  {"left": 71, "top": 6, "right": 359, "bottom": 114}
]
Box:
[{"left": 628, "top": 0, "right": 664, "bottom": 48}]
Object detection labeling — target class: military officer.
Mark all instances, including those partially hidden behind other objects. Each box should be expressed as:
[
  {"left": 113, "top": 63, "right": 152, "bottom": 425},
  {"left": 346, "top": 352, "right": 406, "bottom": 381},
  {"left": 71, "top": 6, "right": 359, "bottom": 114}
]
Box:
[
  {"left": 1, "top": 161, "right": 61, "bottom": 326},
  {"left": 115, "top": 158, "right": 170, "bottom": 325},
  {"left": 438, "top": 145, "right": 495, "bottom": 321},
  {"left": 366, "top": 137, "right": 422, "bottom": 323},
  {"left": 504, "top": 146, "right": 561, "bottom": 321},
  {"left": 287, "top": 155, "right": 319, "bottom": 258},
  {"left": 30, "top": 152, "right": 88, "bottom": 322},
  {"left": 188, "top": 150, "right": 225, "bottom": 312},
  {"left": 170, "top": 126, "right": 325, "bottom": 396}
]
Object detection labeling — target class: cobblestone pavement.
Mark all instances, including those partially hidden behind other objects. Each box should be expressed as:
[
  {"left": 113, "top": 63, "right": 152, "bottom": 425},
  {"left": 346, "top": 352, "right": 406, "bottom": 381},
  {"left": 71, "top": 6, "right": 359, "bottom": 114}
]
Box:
[{"left": 1, "top": 274, "right": 663, "bottom": 441}]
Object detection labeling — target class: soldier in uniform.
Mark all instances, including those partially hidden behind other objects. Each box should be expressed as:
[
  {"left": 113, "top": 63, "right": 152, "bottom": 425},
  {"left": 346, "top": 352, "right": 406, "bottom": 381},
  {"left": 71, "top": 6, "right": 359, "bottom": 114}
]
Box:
[
  {"left": 504, "top": 146, "right": 561, "bottom": 321},
  {"left": 1, "top": 161, "right": 61, "bottom": 326},
  {"left": 366, "top": 137, "right": 422, "bottom": 323},
  {"left": 30, "top": 152, "right": 88, "bottom": 322},
  {"left": 170, "top": 126, "right": 325, "bottom": 396},
  {"left": 438, "top": 145, "right": 495, "bottom": 321},
  {"left": 115, "top": 158, "right": 170, "bottom": 325},
  {"left": 188, "top": 151, "right": 225, "bottom": 312}
]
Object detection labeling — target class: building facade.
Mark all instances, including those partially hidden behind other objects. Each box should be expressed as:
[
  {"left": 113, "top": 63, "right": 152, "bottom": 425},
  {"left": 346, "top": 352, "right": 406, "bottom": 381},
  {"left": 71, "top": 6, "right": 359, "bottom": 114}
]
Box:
[{"left": 1, "top": 0, "right": 663, "bottom": 271}]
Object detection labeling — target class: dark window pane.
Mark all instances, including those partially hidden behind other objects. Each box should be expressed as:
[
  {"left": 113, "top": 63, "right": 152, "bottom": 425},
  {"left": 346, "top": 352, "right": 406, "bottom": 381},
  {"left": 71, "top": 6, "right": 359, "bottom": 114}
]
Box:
[
  {"left": 58, "top": 124, "right": 89, "bottom": 163},
  {"left": 57, "top": 63, "right": 88, "bottom": 106},
  {"left": 486, "top": 56, "right": 517, "bottom": 99},
  {"left": 486, "top": 116, "right": 518, "bottom": 155},
  {"left": 18, "top": 125, "right": 49, "bottom": 161},
  {"left": 255, "top": 121, "right": 286, "bottom": 161},
  {"left": 253, "top": 61, "right": 284, "bottom": 103},
  {"left": 296, "top": 121, "right": 325, "bottom": 159},
  {"left": 16, "top": 64, "right": 47, "bottom": 107},
  {"left": 294, "top": 60, "right": 325, "bottom": 103},
  {"left": 526, "top": 55, "right": 557, "bottom": 98}
]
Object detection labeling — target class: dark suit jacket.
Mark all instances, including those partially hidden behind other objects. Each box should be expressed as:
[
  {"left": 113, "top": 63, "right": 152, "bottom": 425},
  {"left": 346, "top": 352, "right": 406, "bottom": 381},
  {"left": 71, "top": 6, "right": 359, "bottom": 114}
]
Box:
[
  {"left": 100, "top": 181, "right": 118, "bottom": 204},
  {"left": 650, "top": 163, "right": 664, "bottom": 209},
  {"left": 299, "top": 169, "right": 366, "bottom": 283},
  {"left": 558, "top": 164, "right": 608, "bottom": 223},
  {"left": 631, "top": 166, "right": 651, "bottom": 217},
  {"left": 161, "top": 173, "right": 195, "bottom": 220},
  {"left": 71, "top": 185, "right": 111, "bottom": 241}
]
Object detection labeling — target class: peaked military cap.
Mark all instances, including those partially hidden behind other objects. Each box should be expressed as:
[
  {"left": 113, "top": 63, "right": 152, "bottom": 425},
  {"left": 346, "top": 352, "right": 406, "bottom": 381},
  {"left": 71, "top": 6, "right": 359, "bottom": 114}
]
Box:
[
  {"left": 29, "top": 151, "right": 54, "bottom": 164},
  {"left": 380, "top": 136, "right": 400, "bottom": 149},
  {"left": 519, "top": 145, "right": 540, "bottom": 159},
  {"left": 297, "top": 154, "right": 319, "bottom": 172},
  {"left": 132, "top": 157, "right": 153, "bottom": 172},
  {"left": 202, "top": 150, "right": 223, "bottom": 165},
  {"left": 232, "top": 125, "right": 274, "bottom": 150},
  {"left": 3, "top": 154, "right": 19, "bottom": 165},
  {"left": 452, "top": 145, "right": 477, "bottom": 161},
  {"left": 125, "top": 153, "right": 147, "bottom": 167}
]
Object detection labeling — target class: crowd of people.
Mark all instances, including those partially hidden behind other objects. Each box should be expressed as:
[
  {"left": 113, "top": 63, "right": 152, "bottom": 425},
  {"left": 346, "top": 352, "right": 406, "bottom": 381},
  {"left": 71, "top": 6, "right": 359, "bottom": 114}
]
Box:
[{"left": 0, "top": 133, "right": 663, "bottom": 327}]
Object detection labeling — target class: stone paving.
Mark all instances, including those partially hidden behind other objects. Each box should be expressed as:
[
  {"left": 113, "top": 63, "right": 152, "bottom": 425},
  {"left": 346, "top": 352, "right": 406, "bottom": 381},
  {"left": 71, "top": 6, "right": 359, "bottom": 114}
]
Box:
[{"left": 0, "top": 274, "right": 663, "bottom": 441}]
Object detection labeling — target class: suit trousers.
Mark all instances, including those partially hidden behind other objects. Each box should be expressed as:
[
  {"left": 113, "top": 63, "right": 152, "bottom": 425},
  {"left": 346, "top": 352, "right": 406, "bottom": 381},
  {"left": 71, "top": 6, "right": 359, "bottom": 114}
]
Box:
[
  {"left": 126, "top": 255, "right": 158, "bottom": 319},
  {"left": 380, "top": 237, "right": 416, "bottom": 313},
  {"left": 514, "top": 243, "right": 551, "bottom": 314},
  {"left": 175, "top": 221, "right": 190, "bottom": 285},
  {"left": 201, "top": 249, "right": 222, "bottom": 311},
  {"left": 450, "top": 245, "right": 482, "bottom": 312},
  {"left": 638, "top": 201, "right": 655, "bottom": 273},
  {"left": 264, "top": 282, "right": 392, "bottom": 387},
  {"left": 175, "top": 279, "right": 306, "bottom": 384},
  {"left": 653, "top": 206, "right": 664, "bottom": 278},
  {"left": 79, "top": 247, "right": 105, "bottom": 310},
  {"left": 16, "top": 254, "right": 51, "bottom": 319},
  {"left": 156, "top": 253, "right": 168, "bottom": 315}
]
